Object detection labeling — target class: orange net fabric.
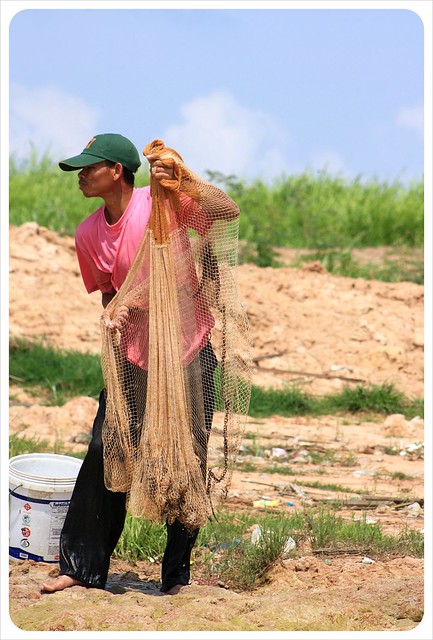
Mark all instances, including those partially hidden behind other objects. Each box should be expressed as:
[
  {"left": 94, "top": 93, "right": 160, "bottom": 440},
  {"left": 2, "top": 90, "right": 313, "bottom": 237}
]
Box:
[{"left": 100, "top": 139, "right": 251, "bottom": 530}]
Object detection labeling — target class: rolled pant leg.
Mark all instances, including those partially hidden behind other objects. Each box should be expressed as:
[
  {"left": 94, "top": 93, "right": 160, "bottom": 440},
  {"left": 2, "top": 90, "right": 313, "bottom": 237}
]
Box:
[
  {"left": 59, "top": 391, "right": 127, "bottom": 589},
  {"left": 160, "top": 521, "right": 199, "bottom": 592},
  {"left": 160, "top": 342, "right": 218, "bottom": 591}
]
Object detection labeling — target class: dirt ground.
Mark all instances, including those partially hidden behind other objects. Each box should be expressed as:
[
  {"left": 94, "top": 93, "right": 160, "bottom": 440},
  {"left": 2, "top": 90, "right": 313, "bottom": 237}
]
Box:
[{"left": 7, "top": 223, "right": 427, "bottom": 634}]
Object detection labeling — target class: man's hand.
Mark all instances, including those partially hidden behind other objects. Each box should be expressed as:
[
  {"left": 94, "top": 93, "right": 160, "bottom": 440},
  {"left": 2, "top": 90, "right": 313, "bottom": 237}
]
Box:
[
  {"left": 101, "top": 305, "right": 129, "bottom": 331},
  {"left": 146, "top": 154, "right": 175, "bottom": 181}
]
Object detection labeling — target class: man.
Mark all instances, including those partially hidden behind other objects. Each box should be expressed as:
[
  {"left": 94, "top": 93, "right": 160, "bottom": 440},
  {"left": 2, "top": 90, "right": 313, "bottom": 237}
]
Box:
[{"left": 41, "top": 133, "right": 240, "bottom": 595}]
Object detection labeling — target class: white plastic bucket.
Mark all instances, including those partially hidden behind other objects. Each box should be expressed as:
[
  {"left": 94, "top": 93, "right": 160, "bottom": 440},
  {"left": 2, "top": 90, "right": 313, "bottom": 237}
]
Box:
[{"left": 9, "top": 453, "right": 82, "bottom": 563}]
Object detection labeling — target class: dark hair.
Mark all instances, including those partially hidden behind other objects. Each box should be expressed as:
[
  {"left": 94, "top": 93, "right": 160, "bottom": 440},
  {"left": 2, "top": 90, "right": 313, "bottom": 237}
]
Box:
[{"left": 105, "top": 160, "right": 135, "bottom": 186}]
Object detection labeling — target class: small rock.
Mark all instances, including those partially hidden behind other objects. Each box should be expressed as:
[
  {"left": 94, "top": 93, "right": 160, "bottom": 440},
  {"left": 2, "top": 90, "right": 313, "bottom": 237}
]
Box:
[
  {"left": 383, "top": 414, "right": 412, "bottom": 436},
  {"left": 361, "top": 445, "right": 375, "bottom": 454},
  {"left": 406, "top": 502, "right": 423, "bottom": 517},
  {"left": 271, "top": 447, "right": 287, "bottom": 458},
  {"left": 413, "top": 332, "right": 424, "bottom": 348},
  {"left": 301, "top": 260, "right": 327, "bottom": 273},
  {"left": 375, "top": 504, "right": 392, "bottom": 514}
]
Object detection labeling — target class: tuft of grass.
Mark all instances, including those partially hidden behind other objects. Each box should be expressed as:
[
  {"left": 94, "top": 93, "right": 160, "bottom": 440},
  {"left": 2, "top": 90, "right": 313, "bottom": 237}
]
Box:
[
  {"left": 113, "top": 516, "right": 166, "bottom": 564},
  {"left": 9, "top": 338, "right": 103, "bottom": 405},
  {"left": 295, "top": 480, "right": 367, "bottom": 495},
  {"left": 324, "top": 383, "right": 410, "bottom": 414},
  {"left": 291, "top": 248, "right": 424, "bottom": 284},
  {"left": 390, "top": 471, "right": 414, "bottom": 481},
  {"left": 305, "top": 508, "right": 379, "bottom": 549},
  {"left": 305, "top": 508, "right": 424, "bottom": 558},
  {"left": 217, "top": 520, "right": 296, "bottom": 590},
  {"left": 308, "top": 449, "right": 338, "bottom": 466},
  {"left": 9, "top": 433, "right": 86, "bottom": 460},
  {"left": 247, "top": 384, "right": 313, "bottom": 417},
  {"left": 196, "top": 510, "right": 304, "bottom": 591},
  {"left": 9, "top": 433, "right": 50, "bottom": 458},
  {"left": 248, "top": 382, "right": 423, "bottom": 419},
  {"left": 394, "top": 526, "right": 424, "bottom": 558}
]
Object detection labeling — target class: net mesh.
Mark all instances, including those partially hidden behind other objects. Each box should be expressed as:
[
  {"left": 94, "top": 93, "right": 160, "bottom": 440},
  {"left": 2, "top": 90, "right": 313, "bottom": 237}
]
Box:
[{"left": 100, "top": 139, "right": 252, "bottom": 531}]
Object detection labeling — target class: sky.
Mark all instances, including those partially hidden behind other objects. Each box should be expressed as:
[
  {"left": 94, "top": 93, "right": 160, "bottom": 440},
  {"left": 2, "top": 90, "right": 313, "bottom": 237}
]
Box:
[{"left": 3, "top": 2, "right": 430, "bottom": 185}]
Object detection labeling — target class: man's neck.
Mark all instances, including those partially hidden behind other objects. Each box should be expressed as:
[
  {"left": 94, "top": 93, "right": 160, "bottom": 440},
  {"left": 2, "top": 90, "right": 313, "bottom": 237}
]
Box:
[{"left": 103, "top": 186, "right": 134, "bottom": 225}]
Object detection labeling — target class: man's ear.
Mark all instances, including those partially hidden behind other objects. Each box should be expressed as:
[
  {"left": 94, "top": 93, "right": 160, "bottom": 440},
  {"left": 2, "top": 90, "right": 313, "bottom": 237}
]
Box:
[{"left": 112, "top": 162, "right": 123, "bottom": 180}]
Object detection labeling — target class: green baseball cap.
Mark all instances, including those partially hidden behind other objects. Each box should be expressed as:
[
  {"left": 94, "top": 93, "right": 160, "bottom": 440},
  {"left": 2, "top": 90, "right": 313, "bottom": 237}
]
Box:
[{"left": 59, "top": 133, "right": 141, "bottom": 173}]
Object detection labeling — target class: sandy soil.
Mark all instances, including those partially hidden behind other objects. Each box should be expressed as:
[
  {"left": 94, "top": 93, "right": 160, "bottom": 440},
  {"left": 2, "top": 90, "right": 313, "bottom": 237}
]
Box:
[{"left": 7, "top": 223, "right": 426, "bottom": 634}]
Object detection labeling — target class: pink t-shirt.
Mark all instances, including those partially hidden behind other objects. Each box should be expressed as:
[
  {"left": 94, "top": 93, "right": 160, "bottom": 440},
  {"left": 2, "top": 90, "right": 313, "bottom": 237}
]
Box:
[
  {"left": 75, "top": 187, "right": 152, "bottom": 294},
  {"left": 75, "top": 186, "right": 215, "bottom": 367}
]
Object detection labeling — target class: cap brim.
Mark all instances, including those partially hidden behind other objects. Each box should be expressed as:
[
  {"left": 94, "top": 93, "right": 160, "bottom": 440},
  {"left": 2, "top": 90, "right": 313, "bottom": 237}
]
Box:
[{"left": 59, "top": 153, "right": 106, "bottom": 171}]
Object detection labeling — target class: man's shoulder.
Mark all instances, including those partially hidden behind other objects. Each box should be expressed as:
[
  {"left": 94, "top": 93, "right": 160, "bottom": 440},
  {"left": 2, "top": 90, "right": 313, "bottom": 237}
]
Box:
[
  {"left": 75, "top": 205, "right": 104, "bottom": 240},
  {"left": 132, "top": 185, "right": 151, "bottom": 203},
  {"left": 127, "top": 186, "right": 152, "bottom": 220}
]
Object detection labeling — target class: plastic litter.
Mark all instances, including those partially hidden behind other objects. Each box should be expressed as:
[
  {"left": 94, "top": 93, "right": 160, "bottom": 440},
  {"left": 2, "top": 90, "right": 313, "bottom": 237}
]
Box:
[
  {"left": 206, "top": 539, "right": 241, "bottom": 552},
  {"left": 289, "top": 483, "right": 306, "bottom": 498},
  {"left": 253, "top": 499, "right": 280, "bottom": 508},
  {"left": 399, "top": 442, "right": 424, "bottom": 459},
  {"left": 362, "top": 556, "right": 375, "bottom": 564},
  {"left": 283, "top": 537, "right": 297, "bottom": 555},
  {"left": 250, "top": 525, "right": 262, "bottom": 544},
  {"left": 250, "top": 525, "right": 296, "bottom": 556},
  {"left": 354, "top": 516, "right": 377, "bottom": 524}
]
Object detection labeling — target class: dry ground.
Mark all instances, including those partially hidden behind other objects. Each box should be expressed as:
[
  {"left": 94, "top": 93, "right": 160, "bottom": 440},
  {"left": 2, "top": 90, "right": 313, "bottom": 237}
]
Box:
[{"left": 7, "top": 223, "right": 427, "bottom": 634}]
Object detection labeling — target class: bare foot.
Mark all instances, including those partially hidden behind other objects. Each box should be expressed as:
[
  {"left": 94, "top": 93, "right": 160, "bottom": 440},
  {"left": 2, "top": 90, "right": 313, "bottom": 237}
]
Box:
[
  {"left": 163, "top": 583, "right": 189, "bottom": 595},
  {"left": 41, "top": 575, "right": 85, "bottom": 593}
]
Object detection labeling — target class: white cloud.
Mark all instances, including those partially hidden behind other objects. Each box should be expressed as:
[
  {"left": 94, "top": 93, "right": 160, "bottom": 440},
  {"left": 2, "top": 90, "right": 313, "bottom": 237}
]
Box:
[
  {"left": 396, "top": 105, "right": 424, "bottom": 137},
  {"left": 162, "top": 91, "right": 290, "bottom": 181},
  {"left": 10, "top": 83, "right": 102, "bottom": 161}
]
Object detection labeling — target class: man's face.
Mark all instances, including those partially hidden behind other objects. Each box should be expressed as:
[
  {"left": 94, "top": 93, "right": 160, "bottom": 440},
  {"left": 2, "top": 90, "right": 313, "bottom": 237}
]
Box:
[{"left": 78, "top": 161, "right": 116, "bottom": 198}]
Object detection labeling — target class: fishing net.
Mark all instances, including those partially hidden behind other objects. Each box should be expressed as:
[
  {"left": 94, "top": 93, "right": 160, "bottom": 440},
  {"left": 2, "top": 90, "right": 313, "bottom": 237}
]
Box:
[{"left": 100, "top": 139, "right": 252, "bottom": 531}]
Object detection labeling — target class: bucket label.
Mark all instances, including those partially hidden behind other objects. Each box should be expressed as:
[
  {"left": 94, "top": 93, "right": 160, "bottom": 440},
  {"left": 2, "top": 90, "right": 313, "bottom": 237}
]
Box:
[{"left": 9, "top": 494, "right": 71, "bottom": 563}]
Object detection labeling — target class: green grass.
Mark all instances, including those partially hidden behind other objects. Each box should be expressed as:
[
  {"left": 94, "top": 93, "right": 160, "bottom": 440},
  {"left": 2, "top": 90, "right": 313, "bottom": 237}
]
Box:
[
  {"left": 10, "top": 338, "right": 423, "bottom": 418},
  {"left": 229, "top": 172, "right": 424, "bottom": 250},
  {"left": 9, "top": 432, "right": 86, "bottom": 460},
  {"left": 290, "top": 247, "right": 424, "bottom": 284},
  {"left": 248, "top": 382, "right": 423, "bottom": 420},
  {"left": 113, "top": 507, "right": 423, "bottom": 592},
  {"left": 294, "top": 480, "right": 368, "bottom": 495},
  {"left": 10, "top": 155, "right": 423, "bottom": 273},
  {"left": 304, "top": 508, "right": 424, "bottom": 557},
  {"left": 9, "top": 431, "right": 86, "bottom": 459},
  {"left": 10, "top": 427, "right": 420, "bottom": 569},
  {"left": 213, "top": 171, "right": 424, "bottom": 269},
  {"left": 113, "top": 517, "right": 166, "bottom": 564},
  {"left": 212, "top": 520, "right": 297, "bottom": 590},
  {"left": 10, "top": 338, "right": 103, "bottom": 404},
  {"left": 9, "top": 433, "right": 50, "bottom": 457}
]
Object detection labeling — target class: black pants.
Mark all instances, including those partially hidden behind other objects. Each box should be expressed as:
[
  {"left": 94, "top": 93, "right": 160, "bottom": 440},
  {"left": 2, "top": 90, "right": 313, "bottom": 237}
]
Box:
[{"left": 59, "top": 343, "right": 217, "bottom": 591}]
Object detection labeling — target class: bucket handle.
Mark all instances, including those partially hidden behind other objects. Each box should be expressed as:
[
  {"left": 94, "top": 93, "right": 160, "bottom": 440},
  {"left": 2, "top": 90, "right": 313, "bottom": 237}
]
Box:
[{"left": 9, "top": 483, "right": 24, "bottom": 492}]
